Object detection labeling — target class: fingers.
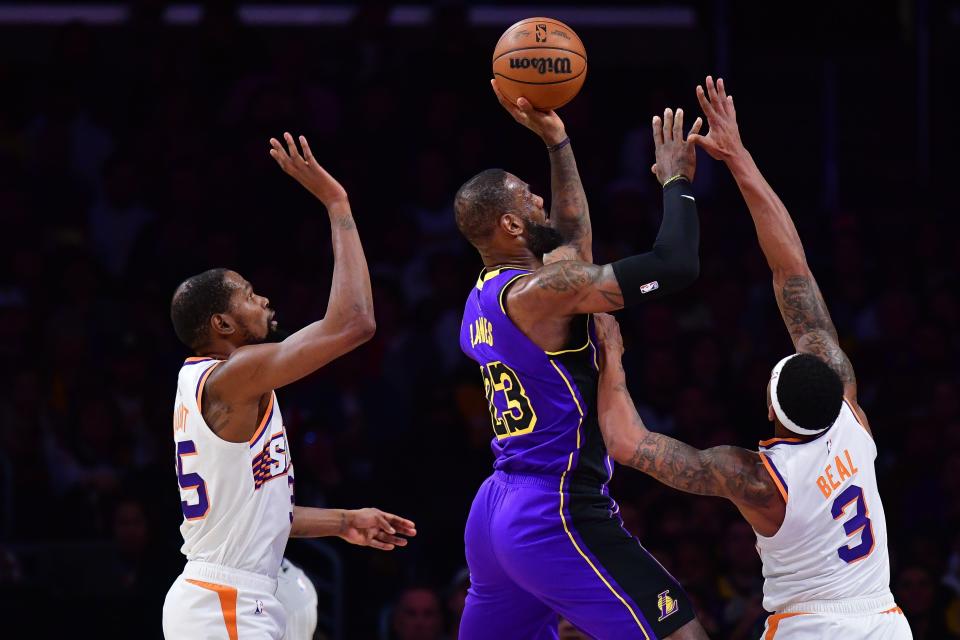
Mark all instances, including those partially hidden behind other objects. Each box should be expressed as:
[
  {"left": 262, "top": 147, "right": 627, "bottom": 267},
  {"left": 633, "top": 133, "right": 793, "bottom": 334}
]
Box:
[
  {"left": 365, "top": 538, "right": 395, "bottom": 551},
  {"left": 374, "top": 531, "right": 409, "bottom": 547},
  {"left": 269, "top": 138, "right": 286, "bottom": 164},
  {"left": 705, "top": 75, "right": 719, "bottom": 109},
  {"left": 385, "top": 513, "right": 417, "bottom": 535},
  {"left": 717, "top": 77, "right": 728, "bottom": 104},
  {"left": 283, "top": 132, "right": 303, "bottom": 162},
  {"left": 688, "top": 116, "right": 703, "bottom": 138},
  {"left": 374, "top": 513, "right": 396, "bottom": 535},
  {"left": 695, "top": 84, "right": 715, "bottom": 119},
  {"left": 650, "top": 163, "right": 658, "bottom": 177},
  {"left": 673, "top": 108, "right": 684, "bottom": 141},
  {"left": 516, "top": 97, "right": 535, "bottom": 114},
  {"left": 651, "top": 116, "right": 664, "bottom": 146},
  {"left": 298, "top": 135, "right": 314, "bottom": 163},
  {"left": 491, "top": 79, "right": 526, "bottom": 121},
  {"left": 662, "top": 108, "right": 674, "bottom": 142}
]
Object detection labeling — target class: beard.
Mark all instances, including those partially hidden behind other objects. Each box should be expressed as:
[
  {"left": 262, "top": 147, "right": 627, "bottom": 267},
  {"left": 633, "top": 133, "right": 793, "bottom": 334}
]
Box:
[
  {"left": 525, "top": 221, "right": 564, "bottom": 257},
  {"left": 238, "top": 316, "right": 282, "bottom": 344}
]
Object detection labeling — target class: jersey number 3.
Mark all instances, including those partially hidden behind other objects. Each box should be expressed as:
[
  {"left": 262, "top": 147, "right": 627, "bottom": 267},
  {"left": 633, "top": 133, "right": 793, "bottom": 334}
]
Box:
[
  {"left": 831, "top": 484, "right": 874, "bottom": 563},
  {"left": 481, "top": 362, "right": 537, "bottom": 439},
  {"left": 177, "top": 440, "right": 210, "bottom": 520}
]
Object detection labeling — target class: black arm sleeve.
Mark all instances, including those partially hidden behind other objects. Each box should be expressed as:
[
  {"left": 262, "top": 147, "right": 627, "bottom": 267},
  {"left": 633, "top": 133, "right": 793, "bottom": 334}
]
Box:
[{"left": 611, "top": 178, "right": 700, "bottom": 306}]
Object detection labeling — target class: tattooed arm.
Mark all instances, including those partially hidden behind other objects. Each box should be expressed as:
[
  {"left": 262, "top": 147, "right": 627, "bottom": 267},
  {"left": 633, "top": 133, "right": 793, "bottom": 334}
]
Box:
[
  {"left": 543, "top": 141, "right": 592, "bottom": 263},
  {"left": 490, "top": 79, "right": 591, "bottom": 263},
  {"left": 594, "top": 314, "right": 785, "bottom": 534},
  {"left": 690, "top": 76, "right": 859, "bottom": 408}
]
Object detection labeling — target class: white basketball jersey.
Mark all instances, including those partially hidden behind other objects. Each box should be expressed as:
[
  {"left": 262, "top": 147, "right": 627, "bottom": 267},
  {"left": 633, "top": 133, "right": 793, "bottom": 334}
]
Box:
[
  {"left": 172, "top": 357, "right": 294, "bottom": 578},
  {"left": 756, "top": 400, "right": 892, "bottom": 612}
]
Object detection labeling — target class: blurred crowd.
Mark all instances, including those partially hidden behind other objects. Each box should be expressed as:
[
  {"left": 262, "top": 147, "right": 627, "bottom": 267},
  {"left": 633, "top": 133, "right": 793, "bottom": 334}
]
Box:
[{"left": 0, "top": 3, "right": 958, "bottom": 638}]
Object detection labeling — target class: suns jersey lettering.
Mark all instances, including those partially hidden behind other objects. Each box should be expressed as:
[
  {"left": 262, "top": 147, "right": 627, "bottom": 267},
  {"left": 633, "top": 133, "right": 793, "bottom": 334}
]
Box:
[
  {"left": 172, "top": 357, "right": 293, "bottom": 579},
  {"left": 755, "top": 401, "right": 893, "bottom": 612}
]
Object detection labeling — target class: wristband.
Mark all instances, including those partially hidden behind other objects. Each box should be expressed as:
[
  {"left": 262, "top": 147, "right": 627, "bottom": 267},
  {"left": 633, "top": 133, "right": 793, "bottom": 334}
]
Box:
[{"left": 546, "top": 136, "right": 571, "bottom": 153}]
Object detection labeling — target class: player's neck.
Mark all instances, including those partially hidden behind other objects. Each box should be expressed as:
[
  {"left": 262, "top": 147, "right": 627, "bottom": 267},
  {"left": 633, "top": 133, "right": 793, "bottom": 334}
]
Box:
[
  {"left": 197, "top": 339, "right": 240, "bottom": 361},
  {"left": 773, "top": 422, "right": 813, "bottom": 442},
  {"left": 479, "top": 249, "right": 542, "bottom": 272}
]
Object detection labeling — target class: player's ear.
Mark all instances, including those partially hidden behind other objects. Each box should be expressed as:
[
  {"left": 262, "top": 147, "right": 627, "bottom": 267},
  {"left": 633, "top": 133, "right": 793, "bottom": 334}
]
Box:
[
  {"left": 500, "top": 213, "right": 524, "bottom": 237},
  {"left": 210, "top": 313, "right": 236, "bottom": 337}
]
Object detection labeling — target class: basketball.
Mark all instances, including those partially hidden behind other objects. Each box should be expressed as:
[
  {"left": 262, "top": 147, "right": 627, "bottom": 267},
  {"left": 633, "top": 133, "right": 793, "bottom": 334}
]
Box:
[{"left": 492, "top": 17, "right": 587, "bottom": 111}]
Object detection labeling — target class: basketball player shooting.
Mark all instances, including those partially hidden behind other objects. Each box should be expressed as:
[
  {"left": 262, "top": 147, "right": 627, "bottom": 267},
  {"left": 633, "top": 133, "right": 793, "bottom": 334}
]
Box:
[
  {"left": 454, "top": 82, "right": 709, "bottom": 639},
  {"left": 594, "top": 77, "right": 911, "bottom": 639},
  {"left": 162, "top": 133, "right": 416, "bottom": 640}
]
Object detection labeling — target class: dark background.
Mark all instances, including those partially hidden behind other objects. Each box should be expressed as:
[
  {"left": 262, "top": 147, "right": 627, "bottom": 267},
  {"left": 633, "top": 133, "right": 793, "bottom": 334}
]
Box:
[{"left": 1, "top": 1, "right": 958, "bottom": 638}]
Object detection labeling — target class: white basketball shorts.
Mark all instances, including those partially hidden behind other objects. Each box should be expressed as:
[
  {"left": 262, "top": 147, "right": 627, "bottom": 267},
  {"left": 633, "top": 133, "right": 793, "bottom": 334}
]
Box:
[{"left": 163, "top": 561, "right": 286, "bottom": 639}]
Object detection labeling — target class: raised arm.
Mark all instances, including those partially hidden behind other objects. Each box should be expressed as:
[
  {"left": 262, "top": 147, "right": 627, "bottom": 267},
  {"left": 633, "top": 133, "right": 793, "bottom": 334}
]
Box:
[
  {"left": 689, "top": 76, "right": 859, "bottom": 406},
  {"left": 210, "top": 134, "right": 375, "bottom": 401},
  {"left": 594, "top": 314, "right": 784, "bottom": 535},
  {"left": 491, "top": 79, "right": 591, "bottom": 262},
  {"left": 506, "top": 107, "right": 702, "bottom": 317}
]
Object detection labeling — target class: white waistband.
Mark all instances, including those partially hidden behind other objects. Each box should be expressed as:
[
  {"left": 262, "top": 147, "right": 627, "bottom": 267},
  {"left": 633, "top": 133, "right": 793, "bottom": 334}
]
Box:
[
  {"left": 778, "top": 592, "right": 897, "bottom": 615},
  {"left": 181, "top": 561, "right": 278, "bottom": 595}
]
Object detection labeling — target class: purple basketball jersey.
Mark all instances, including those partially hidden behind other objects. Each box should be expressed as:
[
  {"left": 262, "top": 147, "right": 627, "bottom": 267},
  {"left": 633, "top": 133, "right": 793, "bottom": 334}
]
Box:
[{"left": 459, "top": 266, "right": 611, "bottom": 485}]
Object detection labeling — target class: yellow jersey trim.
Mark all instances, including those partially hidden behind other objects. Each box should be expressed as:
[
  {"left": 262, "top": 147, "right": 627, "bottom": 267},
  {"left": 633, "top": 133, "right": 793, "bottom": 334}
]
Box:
[
  {"left": 498, "top": 273, "right": 533, "bottom": 314},
  {"left": 475, "top": 265, "right": 531, "bottom": 290},
  {"left": 545, "top": 315, "right": 592, "bottom": 356}
]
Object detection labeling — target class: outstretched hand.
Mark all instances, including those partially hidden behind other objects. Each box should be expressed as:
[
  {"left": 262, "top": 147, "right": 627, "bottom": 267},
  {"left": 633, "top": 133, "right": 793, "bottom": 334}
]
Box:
[
  {"left": 269, "top": 132, "right": 349, "bottom": 210},
  {"left": 688, "top": 76, "right": 745, "bottom": 161},
  {"left": 650, "top": 107, "right": 702, "bottom": 185},
  {"left": 490, "top": 79, "right": 567, "bottom": 146},
  {"left": 338, "top": 508, "right": 417, "bottom": 551}
]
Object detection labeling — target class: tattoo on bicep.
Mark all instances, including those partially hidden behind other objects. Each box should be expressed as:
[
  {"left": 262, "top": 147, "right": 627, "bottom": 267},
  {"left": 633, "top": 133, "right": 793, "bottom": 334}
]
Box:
[
  {"left": 535, "top": 262, "right": 602, "bottom": 293},
  {"left": 779, "top": 275, "right": 837, "bottom": 338},
  {"left": 778, "top": 275, "right": 856, "bottom": 385}
]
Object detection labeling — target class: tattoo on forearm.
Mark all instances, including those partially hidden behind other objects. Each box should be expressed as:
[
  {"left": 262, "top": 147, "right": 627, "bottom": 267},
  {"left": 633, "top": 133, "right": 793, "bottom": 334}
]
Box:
[
  {"left": 777, "top": 275, "right": 856, "bottom": 385},
  {"left": 626, "top": 434, "right": 777, "bottom": 507},
  {"left": 550, "top": 145, "right": 590, "bottom": 245},
  {"left": 334, "top": 215, "right": 356, "bottom": 230}
]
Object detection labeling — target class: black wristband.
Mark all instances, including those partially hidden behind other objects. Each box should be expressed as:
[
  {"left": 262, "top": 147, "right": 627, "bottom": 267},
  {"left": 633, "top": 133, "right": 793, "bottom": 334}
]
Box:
[{"left": 547, "top": 136, "right": 571, "bottom": 153}]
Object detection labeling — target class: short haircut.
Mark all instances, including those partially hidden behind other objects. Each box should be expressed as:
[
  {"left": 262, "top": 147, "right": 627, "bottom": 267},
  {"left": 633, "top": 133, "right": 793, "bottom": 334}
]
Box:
[
  {"left": 170, "top": 268, "right": 234, "bottom": 350},
  {"left": 454, "top": 168, "right": 515, "bottom": 245},
  {"left": 776, "top": 353, "right": 845, "bottom": 433}
]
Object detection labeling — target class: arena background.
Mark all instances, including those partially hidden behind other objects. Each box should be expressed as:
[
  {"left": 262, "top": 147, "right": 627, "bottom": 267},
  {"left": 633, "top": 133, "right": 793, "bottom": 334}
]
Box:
[{"left": 1, "top": 1, "right": 958, "bottom": 638}]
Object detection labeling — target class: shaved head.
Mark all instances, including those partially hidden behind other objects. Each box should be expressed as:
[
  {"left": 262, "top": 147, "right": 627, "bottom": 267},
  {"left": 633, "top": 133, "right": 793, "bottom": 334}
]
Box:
[{"left": 454, "top": 168, "right": 521, "bottom": 247}]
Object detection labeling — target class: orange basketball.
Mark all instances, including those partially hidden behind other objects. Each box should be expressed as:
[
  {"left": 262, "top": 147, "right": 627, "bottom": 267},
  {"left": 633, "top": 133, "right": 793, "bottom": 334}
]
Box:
[{"left": 492, "top": 17, "right": 587, "bottom": 111}]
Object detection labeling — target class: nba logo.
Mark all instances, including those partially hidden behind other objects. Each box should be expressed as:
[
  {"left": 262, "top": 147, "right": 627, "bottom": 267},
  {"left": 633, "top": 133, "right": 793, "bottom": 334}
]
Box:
[
  {"left": 255, "top": 600, "right": 264, "bottom": 615},
  {"left": 536, "top": 24, "right": 547, "bottom": 42},
  {"left": 657, "top": 590, "right": 679, "bottom": 621}
]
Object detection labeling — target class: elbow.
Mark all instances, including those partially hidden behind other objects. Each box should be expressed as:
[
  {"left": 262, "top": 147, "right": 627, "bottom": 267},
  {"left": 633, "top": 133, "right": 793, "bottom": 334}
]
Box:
[
  {"left": 599, "top": 418, "right": 634, "bottom": 465},
  {"left": 607, "top": 435, "right": 635, "bottom": 466},
  {"left": 661, "top": 255, "right": 700, "bottom": 292},
  {"left": 673, "top": 258, "right": 700, "bottom": 289},
  {"left": 346, "top": 313, "right": 376, "bottom": 345}
]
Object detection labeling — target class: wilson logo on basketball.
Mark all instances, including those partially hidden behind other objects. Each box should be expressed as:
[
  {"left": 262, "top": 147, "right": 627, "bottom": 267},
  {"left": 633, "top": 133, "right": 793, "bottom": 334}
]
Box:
[{"left": 508, "top": 57, "right": 573, "bottom": 74}]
